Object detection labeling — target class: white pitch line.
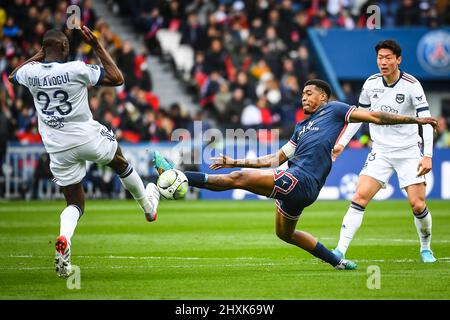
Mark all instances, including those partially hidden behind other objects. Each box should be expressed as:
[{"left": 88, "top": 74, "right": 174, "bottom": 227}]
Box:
[
  {"left": 356, "top": 259, "right": 450, "bottom": 263},
  {"left": 4, "top": 254, "right": 273, "bottom": 261},
  {"left": 101, "top": 255, "right": 273, "bottom": 261},
  {"left": 6, "top": 255, "right": 34, "bottom": 258},
  {"left": 2, "top": 262, "right": 299, "bottom": 271},
  {"left": 4, "top": 254, "right": 450, "bottom": 264},
  {"left": 320, "top": 237, "right": 450, "bottom": 243},
  {"left": 0, "top": 206, "right": 143, "bottom": 212},
  {"left": 0, "top": 203, "right": 237, "bottom": 212},
  {"left": 4, "top": 259, "right": 450, "bottom": 272}
]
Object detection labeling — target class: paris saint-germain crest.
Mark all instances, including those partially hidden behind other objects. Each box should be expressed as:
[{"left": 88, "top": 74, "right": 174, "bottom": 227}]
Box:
[{"left": 417, "top": 30, "right": 450, "bottom": 76}]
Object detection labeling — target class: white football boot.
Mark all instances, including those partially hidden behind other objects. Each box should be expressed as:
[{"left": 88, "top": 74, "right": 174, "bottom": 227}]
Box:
[{"left": 55, "top": 235, "right": 73, "bottom": 278}]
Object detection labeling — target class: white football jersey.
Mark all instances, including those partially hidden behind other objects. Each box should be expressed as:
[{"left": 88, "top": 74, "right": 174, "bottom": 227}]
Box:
[
  {"left": 14, "top": 61, "right": 105, "bottom": 153},
  {"left": 359, "top": 71, "right": 429, "bottom": 151}
]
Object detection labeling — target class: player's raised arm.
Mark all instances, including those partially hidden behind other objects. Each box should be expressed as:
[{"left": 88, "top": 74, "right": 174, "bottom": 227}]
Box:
[
  {"left": 78, "top": 25, "right": 124, "bottom": 86},
  {"left": 210, "top": 149, "right": 288, "bottom": 170},
  {"left": 8, "top": 48, "right": 45, "bottom": 84},
  {"left": 349, "top": 108, "right": 438, "bottom": 129}
]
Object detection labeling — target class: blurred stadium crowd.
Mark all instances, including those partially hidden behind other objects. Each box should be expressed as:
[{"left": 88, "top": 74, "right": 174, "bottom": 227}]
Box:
[{"left": 0, "top": 0, "right": 449, "bottom": 198}]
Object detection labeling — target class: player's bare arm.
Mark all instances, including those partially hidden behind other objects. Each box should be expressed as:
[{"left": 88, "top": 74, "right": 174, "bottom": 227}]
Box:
[
  {"left": 349, "top": 108, "right": 438, "bottom": 129},
  {"left": 8, "top": 48, "right": 45, "bottom": 83},
  {"left": 210, "top": 149, "right": 288, "bottom": 170},
  {"left": 79, "top": 25, "right": 124, "bottom": 86}
]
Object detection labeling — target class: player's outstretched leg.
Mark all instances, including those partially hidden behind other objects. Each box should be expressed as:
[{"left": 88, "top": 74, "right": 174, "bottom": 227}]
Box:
[
  {"left": 275, "top": 210, "right": 357, "bottom": 270},
  {"left": 184, "top": 169, "right": 275, "bottom": 196},
  {"left": 183, "top": 168, "right": 356, "bottom": 270},
  {"left": 56, "top": 182, "right": 84, "bottom": 278},
  {"left": 107, "top": 146, "right": 158, "bottom": 222}
]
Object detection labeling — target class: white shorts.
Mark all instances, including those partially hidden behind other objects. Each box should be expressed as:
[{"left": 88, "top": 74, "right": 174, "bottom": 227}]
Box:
[
  {"left": 359, "top": 145, "right": 426, "bottom": 189},
  {"left": 49, "top": 127, "right": 118, "bottom": 186}
]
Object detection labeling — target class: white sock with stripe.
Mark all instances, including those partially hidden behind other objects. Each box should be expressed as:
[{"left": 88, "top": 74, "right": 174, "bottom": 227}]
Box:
[
  {"left": 336, "top": 201, "right": 365, "bottom": 255},
  {"left": 119, "top": 164, "right": 152, "bottom": 214},
  {"left": 414, "top": 207, "right": 432, "bottom": 251}
]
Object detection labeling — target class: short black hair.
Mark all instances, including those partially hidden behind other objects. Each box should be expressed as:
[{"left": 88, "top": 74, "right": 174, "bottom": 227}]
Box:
[
  {"left": 43, "top": 29, "right": 68, "bottom": 51},
  {"left": 304, "top": 79, "right": 332, "bottom": 99},
  {"left": 375, "top": 39, "right": 402, "bottom": 57}
]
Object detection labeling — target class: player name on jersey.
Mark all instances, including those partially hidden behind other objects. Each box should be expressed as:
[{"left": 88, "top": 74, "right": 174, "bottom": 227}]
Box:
[{"left": 27, "top": 72, "right": 70, "bottom": 87}]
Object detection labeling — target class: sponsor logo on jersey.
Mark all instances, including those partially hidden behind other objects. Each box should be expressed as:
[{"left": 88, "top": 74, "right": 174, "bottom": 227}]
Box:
[
  {"left": 380, "top": 105, "right": 398, "bottom": 114},
  {"left": 297, "top": 120, "right": 319, "bottom": 140},
  {"left": 416, "top": 95, "right": 423, "bottom": 102},
  {"left": 43, "top": 116, "right": 64, "bottom": 129},
  {"left": 396, "top": 94, "right": 405, "bottom": 104},
  {"left": 417, "top": 30, "right": 450, "bottom": 76},
  {"left": 87, "top": 64, "right": 99, "bottom": 70},
  {"left": 373, "top": 93, "right": 379, "bottom": 99}
]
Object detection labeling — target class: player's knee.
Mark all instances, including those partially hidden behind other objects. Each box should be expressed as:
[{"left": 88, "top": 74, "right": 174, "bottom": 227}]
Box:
[
  {"left": 410, "top": 198, "right": 426, "bottom": 214},
  {"left": 352, "top": 191, "right": 370, "bottom": 207},
  {"left": 66, "top": 196, "right": 84, "bottom": 213},
  {"left": 108, "top": 154, "right": 129, "bottom": 175},
  {"left": 228, "top": 171, "right": 244, "bottom": 188},
  {"left": 276, "top": 229, "right": 294, "bottom": 244}
]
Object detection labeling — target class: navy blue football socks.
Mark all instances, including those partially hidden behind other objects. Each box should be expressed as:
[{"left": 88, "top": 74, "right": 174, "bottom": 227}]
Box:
[
  {"left": 185, "top": 172, "right": 208, "bottom": 188},
  {"left": 310, "top": 242, "right": 341, "bottom": 267}
]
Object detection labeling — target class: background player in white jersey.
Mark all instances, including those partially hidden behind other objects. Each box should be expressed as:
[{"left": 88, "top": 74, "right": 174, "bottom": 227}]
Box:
[
  {"left": 332, "top": 40, "right": 437, "bottom": 263},
  {"left": 8, "top": 27, "right": 167, "bottom": 278}
]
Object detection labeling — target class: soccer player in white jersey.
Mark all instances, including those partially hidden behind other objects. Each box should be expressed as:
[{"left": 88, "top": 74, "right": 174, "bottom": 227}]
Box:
[
  {"left": 8, "top": 27, "right": 170, "bottom": 277},
  {"left": 331, "top": 40, "right": 437, "bottom": 263}
]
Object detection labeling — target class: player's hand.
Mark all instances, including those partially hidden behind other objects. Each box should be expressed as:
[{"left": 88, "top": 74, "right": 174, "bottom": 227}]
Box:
[
  {"left": 331, "top": 144, "right": 345, "bottom": 162},
  {"left": 209, "top": 154, "right": 236, "bottom": 170},
  {"left": 417, "top": 156, "right": 432, "bottom": 177},
  {"left": 32, "top": 47, "right": 45, "bottom": 61},
  {"left": 417, "top": 117, "right": 438, "bottom": 131},
  {"left": 78, "top": 25, "right": 100, "bottom": 48}
]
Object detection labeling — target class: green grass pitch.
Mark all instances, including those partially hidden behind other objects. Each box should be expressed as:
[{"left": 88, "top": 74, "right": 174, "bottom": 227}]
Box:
[{"left": 0, "top": 199, "right": 449, "bottom": 299}]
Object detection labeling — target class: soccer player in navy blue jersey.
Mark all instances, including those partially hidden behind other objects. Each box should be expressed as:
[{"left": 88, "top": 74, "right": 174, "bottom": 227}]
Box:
[{"left": 170, "top": 79, "right": 438, "bottom": 270}]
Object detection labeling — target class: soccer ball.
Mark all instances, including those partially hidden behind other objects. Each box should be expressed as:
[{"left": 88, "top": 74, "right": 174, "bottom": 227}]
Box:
[{"left": 156, "top": 169, "right": 189, "bottom": 200}]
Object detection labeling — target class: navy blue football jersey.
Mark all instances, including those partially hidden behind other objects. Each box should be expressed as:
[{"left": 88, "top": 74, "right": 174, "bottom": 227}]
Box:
[{"left": 287, "top": 101, "right": 355, "bottom": 189}]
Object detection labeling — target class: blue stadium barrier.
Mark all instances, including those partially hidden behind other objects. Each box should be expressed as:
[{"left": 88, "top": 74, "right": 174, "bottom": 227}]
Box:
[{"left": 4, "top": 143, "right": 450, "bottom": 200}]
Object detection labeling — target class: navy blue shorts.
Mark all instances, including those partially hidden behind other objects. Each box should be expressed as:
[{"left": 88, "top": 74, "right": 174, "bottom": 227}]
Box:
[{"left": 269, "top": 169, "right": 318, "bottom": 220}]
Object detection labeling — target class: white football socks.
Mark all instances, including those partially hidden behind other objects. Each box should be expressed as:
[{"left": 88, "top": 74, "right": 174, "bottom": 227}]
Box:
[
  {"left": 414, "top": 207, "right": 432, "bottom": 251},
  {"left": 60, "top": 205, "right": 82, "bottom": 245},
  {"left": 119, "top": 165, "right": 153, "bottom": 214},
  {"left": 336, "top": 202, "right": 365, "bottom": 255}
]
